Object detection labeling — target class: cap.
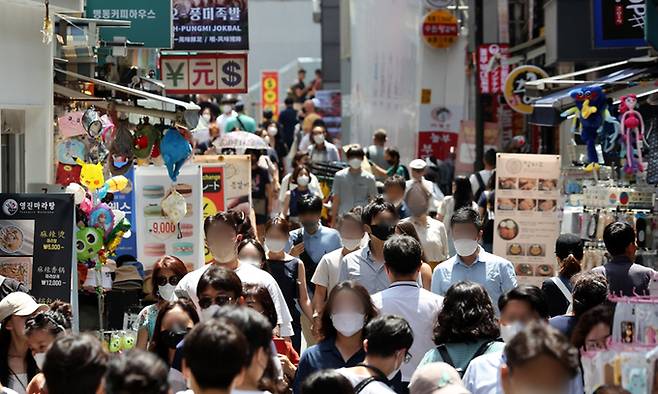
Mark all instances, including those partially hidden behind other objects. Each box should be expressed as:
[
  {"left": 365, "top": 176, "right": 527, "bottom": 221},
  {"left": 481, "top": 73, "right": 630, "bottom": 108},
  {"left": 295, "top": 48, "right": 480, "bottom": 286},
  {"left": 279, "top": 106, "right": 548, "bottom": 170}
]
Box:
[
  {"left": 0, "top": 292, "right": 48, "bottom": 322},
  {"left": 409, "top": 363, "right": 470, "bottom": 394},
  {"left": 409, "top": 159, "right": 428, "bottom": 170}
]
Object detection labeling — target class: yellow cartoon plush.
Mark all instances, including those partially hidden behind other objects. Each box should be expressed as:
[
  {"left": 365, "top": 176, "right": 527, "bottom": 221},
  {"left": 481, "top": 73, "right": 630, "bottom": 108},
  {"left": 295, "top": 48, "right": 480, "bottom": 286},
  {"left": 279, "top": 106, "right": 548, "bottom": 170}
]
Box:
[{"left": 75, "top": 158, "right": 105, "bottom": 191}]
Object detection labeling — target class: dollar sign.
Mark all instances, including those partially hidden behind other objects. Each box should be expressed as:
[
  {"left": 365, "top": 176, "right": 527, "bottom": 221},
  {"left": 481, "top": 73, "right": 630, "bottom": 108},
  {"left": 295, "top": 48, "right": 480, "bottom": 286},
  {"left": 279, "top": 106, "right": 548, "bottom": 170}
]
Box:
[{"left": 222, "top": 61, "right": 242, "bottom": 87}]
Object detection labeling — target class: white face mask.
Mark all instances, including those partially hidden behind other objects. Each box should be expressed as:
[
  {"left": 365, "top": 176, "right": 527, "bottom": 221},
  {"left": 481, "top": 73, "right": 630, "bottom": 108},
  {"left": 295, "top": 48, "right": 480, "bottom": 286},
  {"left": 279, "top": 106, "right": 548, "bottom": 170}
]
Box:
[
  {"left": 240, "top": 257, "right": 262, "bottom": 268},
  {"left": 222, "top": 104, "right": 232, "bottom": 114},
  {"left": 313, "top": 134, "right": 325, "bottom": 144},
  {"left": 33, "top": 352, "right": 46, "bottom": 370},
  {"left": 201, "top": 113, "right": 211, "bottom": 123},
  {"left": 267, "top": 126, "right": 278, "bottom": 136},
  {"left": 297, "top": 175, "right": 310, "bottom": 187},
  {"left": 200, "top": 304, "right": 221, "bottom": 322},
  {"left": 158, "top": 284, "right": 176, "bottom": 301},
  {"left": 341, "top": 237, "right": 362, "bottom": 251},
  {"left": 453, "top": 239, "right": 479, "bottom": 257},
  {"left": 348, "top": 158, "right": 362, "bottom": 170},
  {"left": 500, "top": 321, "right": 525, "bottom": 343},
  {"left": 265, "top": 238, "right": 287, "bottom": 253},
  {"left": 331, "top": 312, "right": 365, "bottom": 337}
]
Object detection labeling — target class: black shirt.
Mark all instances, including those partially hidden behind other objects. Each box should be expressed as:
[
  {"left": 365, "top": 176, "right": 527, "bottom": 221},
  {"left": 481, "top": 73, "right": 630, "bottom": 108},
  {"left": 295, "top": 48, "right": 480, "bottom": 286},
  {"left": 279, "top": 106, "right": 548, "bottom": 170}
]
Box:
[{"left": 541, "top": 276, "right": 572, "bottom": 317}]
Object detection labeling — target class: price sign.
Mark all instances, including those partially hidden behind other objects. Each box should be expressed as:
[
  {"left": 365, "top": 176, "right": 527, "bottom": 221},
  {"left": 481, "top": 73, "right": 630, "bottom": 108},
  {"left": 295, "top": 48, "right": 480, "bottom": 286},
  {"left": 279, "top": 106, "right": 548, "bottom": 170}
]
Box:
[
  {"left": 147, "top": 219, "right": 177, "bottom": 241},
  {"left": 503, "top": 65, "right": 549, "bottom": 114},
  {"left": 161, "top": 53, "right": 248, "bottom": 94}
]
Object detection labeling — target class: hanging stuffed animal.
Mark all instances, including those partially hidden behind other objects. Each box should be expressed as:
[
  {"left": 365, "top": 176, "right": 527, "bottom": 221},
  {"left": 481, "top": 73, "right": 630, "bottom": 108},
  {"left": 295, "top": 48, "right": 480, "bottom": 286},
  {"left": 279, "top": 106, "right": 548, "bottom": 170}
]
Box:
[
  {"left": 108, "top": 124, "right": 134, "bottom": 176},
  {"left": 133, "top": 122, "right": 161, "bottom": 162},
  {"left": 75, "top": 158, "right": 105, "bottom": 191},
  {"left": 160, "top": 127, "right": 191, "bottom": 182},
  {"left": 619, "top": 94, "right": 645, "bottom": 174}
]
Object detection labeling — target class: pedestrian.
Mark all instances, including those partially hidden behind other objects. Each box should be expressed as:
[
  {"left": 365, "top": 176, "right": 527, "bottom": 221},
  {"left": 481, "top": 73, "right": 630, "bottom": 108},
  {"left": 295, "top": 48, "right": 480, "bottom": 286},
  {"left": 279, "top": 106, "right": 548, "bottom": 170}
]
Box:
[
  {"left": 279, "top": 97, "right": 299, "bottom": 149},
  {"left": 470, "top": 148, "right": 497, "bottom": 202},
  {"left": 148, "top": 299, "right": 199, "bottom": 367},
  {"left": 248, "top": 149, "right": 274, "bottom": 238},
  {"left": 217, "top": 95, "right": 238, "bottom": 134},
  {"left": 500, "top": 323, "right": 580, "bottom": 394},
  {"left": 407, "top": 159, "right": 443, "bottom": 214},
  {"left": 477, "top": 171, "right": 496, "bottom": 253},
  {"left": 403, "top": 182, "right": 449, "bottom": 269},
  {"left": 282, "top": 165, "right": 314, "bottom": 224},
  {"left": 570, "top": 304, "right": 613, "bottom": 351},
  {"left": 293, "top": 282, "right": 378, "bottom": 394},
  {"left": 309, "top": 124, "right": 340, "bottom": 164},
  {"left": 549, "top": 272, "right": 608, "bottom": 339},
  {"left": 264, "top": 217, "right": 314, "bottom": 352},
  {"left": 592, "top": 221, "right": 655, "bottom": 296},
  {"left": 409, "top": 362, "right": 470, "bottom": 394},
  {"left": 419, "top": 281, "right": 504, "bottom": 374},
  {"left": 331, "top": 146, "right": 377, "bottom": 221},
  {"left": 541, "top": 234, "right": 583, "bottom": 317},
  {"left": 278, "top": 152, "right": 324, "bottom": 207},
  {"left": 105, "top": 349, "right": 169, "bottom": 394},
  {"left": 135, "top": 255, "right": 188, "bottom": 350},
  {"left": 301, "top": 370, "right": 355, "bottom": 394},
  {"left": 224, "top": 101, "right": 257, "bottom": 133},
  {"left": 42, "top": 334, "right": 108, "bottom": 394},
  {"left": 338, "top": 315, "right": 413, "bottom": 394},
  {"left": 365, "top": 129, "right": 388, "bottom": 181},
  {"left": 237, "top": 238, "right": 267, "bottom": 270},
  {"left": 431, "top": 208, "right": 517, "bottom": 313},
  {"left": 384, "top": 175, "right": 410, "bottom": 219},
  {"left": 301, "top": 99, "right": 321, "bottom": 134},
  {"left": 438, "top": 176, "right": 479, "bottom": 254},
  {"left": 307, "top": 69, "right": 323, "bottom": 98},
  {"left": 372, "top": 235, "right": 444, "bottom": 388},
  {"left": 394, "top": 221, "right": 434, "bottom": 290}
]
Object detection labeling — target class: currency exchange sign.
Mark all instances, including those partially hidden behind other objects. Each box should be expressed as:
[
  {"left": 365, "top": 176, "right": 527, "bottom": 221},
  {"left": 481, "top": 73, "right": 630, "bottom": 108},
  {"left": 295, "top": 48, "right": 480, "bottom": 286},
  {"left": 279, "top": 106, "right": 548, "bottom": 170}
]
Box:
[{"left": 160, "top": 53, "right": 248, "bottom": 94}]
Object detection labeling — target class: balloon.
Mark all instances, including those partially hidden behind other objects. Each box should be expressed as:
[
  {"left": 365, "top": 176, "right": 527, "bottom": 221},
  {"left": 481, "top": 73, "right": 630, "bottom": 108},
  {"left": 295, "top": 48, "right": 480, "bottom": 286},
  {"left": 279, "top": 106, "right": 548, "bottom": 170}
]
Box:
[
  {"left": 66, "top": 183, "right": 85, "bottom": 205},
  {"left": 76, "top": 227, "right": 104, "bottom": 262},
  {"left": 75, "top": 158, "right": 105, "bottom": 191}
]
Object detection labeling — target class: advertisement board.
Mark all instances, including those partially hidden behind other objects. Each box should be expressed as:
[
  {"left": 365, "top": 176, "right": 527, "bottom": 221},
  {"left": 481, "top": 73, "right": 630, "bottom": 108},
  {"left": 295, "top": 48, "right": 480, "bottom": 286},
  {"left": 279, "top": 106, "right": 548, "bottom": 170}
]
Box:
[
  {"left": 161, "top": 53, "right": 248, "bottom": 94},
  {"left": 593, "top": 0, "right": 647, "bottom": 48},
  {"left": 173, "top": 0, "right": 248, "bottom": 50}
]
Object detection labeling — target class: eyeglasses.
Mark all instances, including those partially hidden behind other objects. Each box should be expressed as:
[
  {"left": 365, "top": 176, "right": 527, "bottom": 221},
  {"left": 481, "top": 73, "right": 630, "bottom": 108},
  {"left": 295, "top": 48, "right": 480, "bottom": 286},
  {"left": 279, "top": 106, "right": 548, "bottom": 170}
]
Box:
[
  {"left": 403, "top": 352, "right": 412, "bottom": 364},
  {"left": 585, "top": 335, "right": 611, "bottom": 352},
  {"left": 199, "top": 295, "right": 234, "bottom": 309},
  {"left": 155, "top": 276, "right": 180, "bottom": 287}
]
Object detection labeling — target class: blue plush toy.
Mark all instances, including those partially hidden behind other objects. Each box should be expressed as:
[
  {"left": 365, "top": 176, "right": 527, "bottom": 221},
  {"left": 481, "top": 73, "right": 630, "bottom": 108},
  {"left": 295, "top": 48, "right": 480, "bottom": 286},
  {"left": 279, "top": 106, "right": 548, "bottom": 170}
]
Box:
[{"left": 160, "top": 128, "right": 191, "bottom": 181}]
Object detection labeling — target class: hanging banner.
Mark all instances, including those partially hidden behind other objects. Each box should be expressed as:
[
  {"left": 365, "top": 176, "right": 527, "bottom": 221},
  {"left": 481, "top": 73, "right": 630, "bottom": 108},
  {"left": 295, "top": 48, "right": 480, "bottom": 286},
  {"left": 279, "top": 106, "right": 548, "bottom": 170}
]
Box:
[
  {"left": 493, "top": 154, "right": 561, "bottom": 287},
  {"left": 261, "top": 71, "right": 279, "bottom": 119},
  {"left": 160, "top": 53, "right": 248, "bottom": 94},
  {"left": 173, "top": 0, "right": 249, "bottom": 50},
  {"left": 421, "top": 9, "right": 459, "bottom": 48},
  {"left": 108, "top": 166, "right": 136, "bottom": 258},
  {"left": 593, "top": 0, "right": 647, "bottom": 48},
  {"left": 314, "top": 90, "right": 342, "bottom": 137},
  {"left": 478, "top": 44, "right": 510, "bottom": 94},
  {"left": 454, "top": 120, "right": 499, "bottom": 175},
  {"left": 417, "top": 132, "right": 458, "bottom": 160},
  {"left": 503, "top": 65, "right": 549, "bottom": 114},
  {"left": 0, "top": 194, "right": 75, "bottom": 303},
  {"left": 134, "top": 165, "right": 203, "bottom": 271}
]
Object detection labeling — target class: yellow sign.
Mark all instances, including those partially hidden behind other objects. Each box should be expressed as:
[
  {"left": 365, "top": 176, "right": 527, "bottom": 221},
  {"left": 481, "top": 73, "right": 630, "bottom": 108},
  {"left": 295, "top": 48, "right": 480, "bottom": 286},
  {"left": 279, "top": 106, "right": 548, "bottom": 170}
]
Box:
[
  {"left": 421, "top": 10, "right": 459, "bottom": 49},
  {"left": 503, "top": 65, "right": 549, "bottom": 114},
  {"left": 261, "top": 71, "right": 279, "bottom": 118},
  {"left": 421, "top": 89, "right": 432, "bottom": 104}
]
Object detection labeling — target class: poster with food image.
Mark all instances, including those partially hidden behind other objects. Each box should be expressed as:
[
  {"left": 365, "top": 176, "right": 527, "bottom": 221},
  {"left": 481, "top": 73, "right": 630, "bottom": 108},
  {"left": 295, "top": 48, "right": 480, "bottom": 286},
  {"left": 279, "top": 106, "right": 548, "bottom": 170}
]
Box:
[
  {"left": 493, "top": 154, "right": 561, "bottom": 287},
  {"left": 135, "top": 165, "right": 203, "bottom": 271}
]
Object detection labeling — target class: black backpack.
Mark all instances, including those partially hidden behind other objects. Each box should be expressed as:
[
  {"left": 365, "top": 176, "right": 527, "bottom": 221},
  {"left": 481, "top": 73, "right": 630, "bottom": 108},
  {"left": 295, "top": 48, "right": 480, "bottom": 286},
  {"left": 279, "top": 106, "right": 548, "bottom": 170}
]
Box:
[{"left": 473, "top": 172, "right": 486, "bottom": 202}]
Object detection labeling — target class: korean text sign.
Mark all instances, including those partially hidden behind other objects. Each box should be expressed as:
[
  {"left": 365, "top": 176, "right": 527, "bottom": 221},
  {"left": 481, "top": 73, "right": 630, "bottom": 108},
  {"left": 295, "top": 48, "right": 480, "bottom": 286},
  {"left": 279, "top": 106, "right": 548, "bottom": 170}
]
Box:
[
  {"left": 161, "top": 53, "right": 248, "bottom": 94},
  {"left": 0, "top": 194, "right": 75, "bottom": 303},
  {"left": 593, "top": 0, "right": 647, "bottom": 48},
  {"left": 85, "top": 0, "right": 173, "bottom": 49},
  {"left": 108, "top": 166, "right": 136, "bottom": 257},
  {"left": 477, "top": 44, "right": 510, "bottom": 94},
  {"left": 173, "top": 0, "right": 249, "bottom": 50}
]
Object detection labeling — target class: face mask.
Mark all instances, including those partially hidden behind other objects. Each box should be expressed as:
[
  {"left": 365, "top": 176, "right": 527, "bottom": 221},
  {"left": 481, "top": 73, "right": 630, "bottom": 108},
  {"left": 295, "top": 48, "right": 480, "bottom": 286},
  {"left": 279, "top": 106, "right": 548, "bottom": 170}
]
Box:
[
  {"left": 201, "top": 113, "right": 211, "bottom": 123},
  {"left": 241, "top": 257, "right": 262, "bottom": 268},
  {"left": 267, "top": 126, "right": 278, "bottom": 136},
  {"left": 500, "top": 321, "right": 525, "bottom": 343},
  {"left": 158, "top": 284, "right": 176, "bottom": 301},
  {"left": 222, "top": 104, "right": 232, "bottom": 114},
  {"left": 302, "top": 220, "right": 319, "bottom": 233},
  {"left": 348, "top": 158, "right": 363, "bottom": 170},
  {"left": 162, "top": 327, "right": 189, "bottom": 349},
  {"left": 331, "top": 312, "right": 365, "bottom": 337},
  {"left": 313, "top": 134, "right": 325, "bottom": 144},
  {"left": 297, "top": 175, "right": 310, "bottom": 187},
  {"left": 33, "top": 352, "right": 46, "bottom": 370},
  {"left": 409, "top": 202, "right": 429, "bottom": 217},
  {"left": 453, "top": 239, "right": 479, "bottom": 257},
  {"left": 370, "top": 222, "right": 396, "bottom": 241},
  {"left": 341, "top": 237, "right": 362, "bottom": 251},
  {"left": 265, "top": 238, "right": 287, "bottom": 253},
  {"left": 200, "top": 304, "right": 221, "bottom": 322}
]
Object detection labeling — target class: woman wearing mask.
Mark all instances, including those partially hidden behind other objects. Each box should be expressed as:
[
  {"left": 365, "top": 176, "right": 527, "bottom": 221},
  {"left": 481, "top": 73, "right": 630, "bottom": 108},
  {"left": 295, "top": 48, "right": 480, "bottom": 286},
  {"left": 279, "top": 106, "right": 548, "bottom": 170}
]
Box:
[
  {"left": 438, "top": 176, "right": 479, "bottom": 255},
  {"left": 238, "top": 238, "right": 267, "bottom": 269},
  {"left": 135, "top": 256, "right": 188, "bottom": 350},
  {"left": 263, "top": 122, "right": 289, "bottom": 174},
  {"left": 293, "top": 281, "right": 378, "bottom": 394},
  {"left": 148, "top": 299, "right": 199, "bottom": 367},
  {"left": 370, "top": 147, "right": 410, "bottom": 180},
  {"left": 283, "top": 166, "right": 314, "bottom": 224},
  {"left": 0, "top": 293, "right": 48, "bottom": 394},
  {"left": 395, "top": 221, "right": 433, "bottom": 290},
  {"left": 264, "top": 217, "right": 314, "bottom": 353},
  {"left": 403, "top": 183, "right": 449, "bottom": 270},
  {"left": 278, "top": 152, "right": 324, "bottom": 207},
  {"left": 542, "top": 233, "right": 584, "bottom": 317}
]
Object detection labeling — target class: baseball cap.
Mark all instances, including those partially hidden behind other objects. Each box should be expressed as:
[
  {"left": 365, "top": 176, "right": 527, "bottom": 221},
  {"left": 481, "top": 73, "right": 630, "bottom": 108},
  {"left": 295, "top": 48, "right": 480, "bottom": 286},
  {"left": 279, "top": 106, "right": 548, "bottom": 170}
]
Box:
[
  {"left": 409, "top": 159, "right": 428, "bottom": 170},
  {"left": 409, "top": 363, "right": 470, "bottom": 394},
  {"left": 0, "top": 292, "right": 48, "bottom": 322}
]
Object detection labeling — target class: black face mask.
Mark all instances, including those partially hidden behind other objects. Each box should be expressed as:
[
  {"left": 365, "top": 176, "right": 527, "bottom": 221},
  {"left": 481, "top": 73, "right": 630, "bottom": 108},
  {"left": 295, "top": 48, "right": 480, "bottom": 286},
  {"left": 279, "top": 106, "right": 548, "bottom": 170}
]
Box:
[
  {"left": 162, "top": 327, "right": 189, "bottom": 349},
  {"left": 370, "top": 222, "right": 396, "bottom": 241}
]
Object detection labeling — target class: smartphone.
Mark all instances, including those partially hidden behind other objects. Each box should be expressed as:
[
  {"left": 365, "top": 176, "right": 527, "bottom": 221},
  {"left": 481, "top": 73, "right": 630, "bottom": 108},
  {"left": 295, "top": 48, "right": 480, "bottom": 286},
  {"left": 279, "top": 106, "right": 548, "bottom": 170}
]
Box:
[{"left": 273, "top": 338, "right": 287, "bottom": 354}]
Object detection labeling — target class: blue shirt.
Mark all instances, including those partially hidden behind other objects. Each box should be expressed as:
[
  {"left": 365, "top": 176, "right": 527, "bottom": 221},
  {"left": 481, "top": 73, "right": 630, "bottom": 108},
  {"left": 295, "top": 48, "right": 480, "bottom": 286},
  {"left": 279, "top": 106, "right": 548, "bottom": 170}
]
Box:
[
  {"left": 431, "top": 248, "right": 517, "bottom": 313},
  {"left": 293, "top": 338, "right": 365, "bottom": 394},
  {"left": 286, "top": 224, "right": 342, "bottom": 265}
]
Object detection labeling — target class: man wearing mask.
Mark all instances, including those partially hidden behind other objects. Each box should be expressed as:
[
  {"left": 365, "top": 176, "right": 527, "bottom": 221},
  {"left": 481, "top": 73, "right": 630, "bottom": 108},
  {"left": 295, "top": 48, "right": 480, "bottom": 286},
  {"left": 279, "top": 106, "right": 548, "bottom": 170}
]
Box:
[
  {"left": 431, "top": 208, "right": 517, "bottom": 313},
  {"left": 216, "top": 95, "right": 237, "bottom": 134},
  {"left": 384, "top": 176, "right": 410, "bottom": 219},
  {"left": 331, "top": 147, "right": 377, "bottom": 226},
  {"left": 308, "top": 124, "right": 340, "bottom": 164},
  {"left": 407, "top": 159, "right": 444, "bottom": 214},
  {"left": 224, "top": 101, "right": 257, "bottom": 133}
]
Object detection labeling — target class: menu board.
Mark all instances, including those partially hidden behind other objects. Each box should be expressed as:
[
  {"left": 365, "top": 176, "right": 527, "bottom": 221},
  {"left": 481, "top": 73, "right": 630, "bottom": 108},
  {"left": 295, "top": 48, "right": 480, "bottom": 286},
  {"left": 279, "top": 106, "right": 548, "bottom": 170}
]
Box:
[
  {"left": 134, "top": 165, "right": 203, "bottom": 271},
  {"left": 493, "top": 154, "right": 561, "bottom": 286},
  {"left": 0, "top": 194, "right": 75, "bottom": 303}
]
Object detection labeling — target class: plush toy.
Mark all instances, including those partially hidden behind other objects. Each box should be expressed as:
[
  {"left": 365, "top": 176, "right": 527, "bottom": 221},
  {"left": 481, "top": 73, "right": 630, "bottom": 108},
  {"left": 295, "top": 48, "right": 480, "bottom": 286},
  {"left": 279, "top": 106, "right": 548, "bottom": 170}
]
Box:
[
  {"left": 56, "top": 139, "right": 86, "bottom": 166},
  {"left": 65, "top": 183, "right": 86, "bottom": 205},
  {"left": 76, "top": 227, "right": 104, "bottom": 262},
  {"left": 75, "top": 158, "right": 105, "bottom": 191},
  {"left": 619, "top": 94, "right": 645, "bottom": 174},
  {"left": 98, "top": 175, "right": 129, "bottom": 200},
  {"left": 160, "top": 128, "right": 191, "bottom": 182},
  {"left": 108, "top": 125, "right": 134, "bottom": 176},
  {"left": 133, "top": 123, "right": 160, "bottom": 161}
]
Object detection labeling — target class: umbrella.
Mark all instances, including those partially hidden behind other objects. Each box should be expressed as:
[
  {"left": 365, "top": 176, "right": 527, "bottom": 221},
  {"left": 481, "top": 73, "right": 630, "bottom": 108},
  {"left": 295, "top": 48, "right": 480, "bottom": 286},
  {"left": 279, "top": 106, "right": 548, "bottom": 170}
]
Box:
[{"left": 214, "top": 131, "right": 268, "bottom": 151}]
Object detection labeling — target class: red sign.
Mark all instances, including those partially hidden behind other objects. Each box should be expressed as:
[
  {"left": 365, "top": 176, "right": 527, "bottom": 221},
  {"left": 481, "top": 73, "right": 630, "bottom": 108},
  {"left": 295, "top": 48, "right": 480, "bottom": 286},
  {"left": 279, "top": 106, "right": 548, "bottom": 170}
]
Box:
[
  {"left": 160, "top": 53, "right": 248, "bottom": 94},
  {"left": 421, "top": 10, "right": 459, "bottom": 48},
  {"left": 478, "top": 44, "right": 510, "bottom": 94},
  {"left": 417, "top": 131, "right": 459, "bottom": 161},
  {"left": 202, "top": 165, "right": 224, "bottom": 218},
  {"left": 261, "top": 71, "right": 279, "bottom": 119}
]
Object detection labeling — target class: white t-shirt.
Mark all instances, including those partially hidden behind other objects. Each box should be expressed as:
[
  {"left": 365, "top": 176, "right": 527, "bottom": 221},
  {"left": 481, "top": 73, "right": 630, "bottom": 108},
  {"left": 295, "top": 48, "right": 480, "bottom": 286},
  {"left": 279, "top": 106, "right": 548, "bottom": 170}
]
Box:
[
  {"left": 174, "top": 262, "right": 295, "bottom": 337},
  {"left": 337, "top": 368, "right": 395, "bottom": 394},
  {"left": 311, "top": 248, "right": 345, "bottom": 293},
  {"left": 470, "top": 169, "right": 493, "bottom": 196},
  {"left": 278, "top": 173, "right": 324, "bottom": 205},
  {"left": 404, "top": 216, "right": 449, "bottom": 263}
]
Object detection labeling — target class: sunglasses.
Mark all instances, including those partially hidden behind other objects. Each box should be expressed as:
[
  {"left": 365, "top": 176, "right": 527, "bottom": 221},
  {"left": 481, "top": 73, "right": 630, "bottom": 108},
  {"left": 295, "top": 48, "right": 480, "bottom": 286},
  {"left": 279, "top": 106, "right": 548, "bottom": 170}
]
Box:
[
  {"left": 28, "top": 313, "right": 65, "bottom": 333},
  {"left": 199, "top": 295, "right": 234, "bottom": 309},
  {"left": 155, "top": 276, "right": 180, "bottom": 287}
]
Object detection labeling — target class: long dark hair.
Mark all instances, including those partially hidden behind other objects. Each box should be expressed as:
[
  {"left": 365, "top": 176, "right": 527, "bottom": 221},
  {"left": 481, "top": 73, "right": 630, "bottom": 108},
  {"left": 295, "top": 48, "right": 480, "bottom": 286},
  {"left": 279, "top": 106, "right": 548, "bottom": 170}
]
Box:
[
  {"left": 148, "top": 299, "right": 199, "bottom": 366},
  {"left": 0, "top": 318, "right": 38, "bottom": 385},
  {"left": 453, "top": 176, "right": 474, "bottom": 210},
  {"left": 570, "top": 304, "right": 614, "bottom": 349},
  {"left": 396, "top": 221, "right": 427, "bottom": 262},
  {"left": 243, "top": 284, "right": 278, "bottom": 329},
  {"left": 320, "top": 281, "right": 379, "bottom": 340}
]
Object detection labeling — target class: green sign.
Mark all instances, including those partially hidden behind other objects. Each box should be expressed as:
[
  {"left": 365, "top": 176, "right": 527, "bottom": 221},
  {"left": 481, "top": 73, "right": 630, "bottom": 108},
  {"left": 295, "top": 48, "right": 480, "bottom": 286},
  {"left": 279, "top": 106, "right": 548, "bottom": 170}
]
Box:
[{"left": 85, "top": 0, "right": 173, "bottom": 49}]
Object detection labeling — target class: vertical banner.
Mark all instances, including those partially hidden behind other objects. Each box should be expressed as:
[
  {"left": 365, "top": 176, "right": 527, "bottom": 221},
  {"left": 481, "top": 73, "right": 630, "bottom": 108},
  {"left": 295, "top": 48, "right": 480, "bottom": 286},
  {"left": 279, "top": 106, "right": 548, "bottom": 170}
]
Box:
[
  {"left": 314, "top": 90, "right": 342, "bottom": 138},
  {"left": 109, "top": 166, "right": 136, "bottom": 258},
  {"left": 493, "top": 154, "right": 561, "bottom": 286},
  {"left": 0, "top": 194, "right": 75, "bottom": 303},
  {"left": 477, "top": 44, "right": 510, "bottom": 94},
  {"left": 261, "top": 71, "right": 279, "bottom": 119},
  {"left": 134, "top": 165, "right": 203, "bottom": 271}
]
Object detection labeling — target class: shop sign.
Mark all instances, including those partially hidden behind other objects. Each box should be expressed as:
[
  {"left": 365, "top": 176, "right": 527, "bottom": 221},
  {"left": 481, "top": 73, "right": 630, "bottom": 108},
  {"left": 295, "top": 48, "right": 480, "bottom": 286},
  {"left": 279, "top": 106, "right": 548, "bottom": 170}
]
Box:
[
  {"left": 160, "top": 53, "right": 248, "bottom": 94},
  {"left": 593, "top": 0, "right": 647, "bottom": 48},
  {"left": 85, "top": 0, "right": 173, "bottom": 48},
  {"left": 421, "top": 10, "right": 459, "bottom": 48},
  {"left": 0, "top": 194, "right": 75, "bottom": 304},
  {"left": 646, "top": 1, "right": 658, "bottom": 50},
  {"left": 261, "top": 71, "right": 279, "bottom": 119},
  {"left": 108, "top": 167, "right": 136, "bottom": 258},
  {"left": 503, "top": 65, "right": 549, "bottom": 114},
  {"left": 173, "top": 0, "right": 249, "bottom": 50},
  {"left": 478, "top": 44, "right": 510, "bottom": 94},
  {"left": 417, "top": 131, "right": 458, "bottom": 161}
]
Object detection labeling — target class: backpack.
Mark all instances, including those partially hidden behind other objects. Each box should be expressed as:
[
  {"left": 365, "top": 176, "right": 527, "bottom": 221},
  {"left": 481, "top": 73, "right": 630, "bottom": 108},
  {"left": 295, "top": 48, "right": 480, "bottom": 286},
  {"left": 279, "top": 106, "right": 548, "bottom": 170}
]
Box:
[
  {"left": 436, "top": 340, "right": 499, "bottom": 377},
  {"left": 473, "top": 172, "right": 486, "bottom": 201},
  {"left": 482, "top": 191, "right": 495, "bottom": 244}
]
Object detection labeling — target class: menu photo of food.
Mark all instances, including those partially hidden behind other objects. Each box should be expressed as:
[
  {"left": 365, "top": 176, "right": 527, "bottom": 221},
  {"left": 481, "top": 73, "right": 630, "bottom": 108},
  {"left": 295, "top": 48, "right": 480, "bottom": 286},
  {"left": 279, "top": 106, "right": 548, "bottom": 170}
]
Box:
[
  {"left": 0, "top": 257, "right": 33, "bottom": 289},
  {"left": 539, "top": 178, "right": 558, "bottom": 191},
  {"left": 0, "top": 220, "right": 34, "bottom": 256}
]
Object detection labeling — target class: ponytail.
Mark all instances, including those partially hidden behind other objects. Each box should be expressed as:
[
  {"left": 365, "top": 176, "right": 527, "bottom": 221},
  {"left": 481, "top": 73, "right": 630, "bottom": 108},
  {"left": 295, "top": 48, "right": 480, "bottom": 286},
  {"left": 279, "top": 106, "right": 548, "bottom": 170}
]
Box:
[{"left": 559, "top": 254, "right": 582, "bottom": 279}]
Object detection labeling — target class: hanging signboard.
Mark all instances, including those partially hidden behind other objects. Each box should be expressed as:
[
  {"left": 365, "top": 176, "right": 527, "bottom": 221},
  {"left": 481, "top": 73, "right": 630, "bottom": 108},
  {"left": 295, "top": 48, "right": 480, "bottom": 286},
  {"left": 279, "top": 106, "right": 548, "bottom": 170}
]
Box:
[
  {"left": 503, "top": 65, "right": 549, "bottom": 114},
  {"left": 421, "top": 9, "right": 459, "bottom": 48},
  {"left": 134, "top": 165, "right": 203, "bottom": 271},
  {"left": 85, "top": 0, "right": 173, "bottom": 49},
  {"left": 593, "top": 0, "right": 647, "bottom": 48},
  {"left": 314, "top": 90, "right": 342, "bottom": 137},
  {"left": 261, "top": 71, "right": 279, "bottom": 119},
  {"left": 493, "top": 154, "right": 561, "bottom": 287},
  {"left": 161, "top": 53, "right": 248, "bottom": 94},
  {"left": 417, "top": 104, "right": 463, "bottom": 160},
  {"left": 108, "top": 167, "right": 136, "bottom": 258},
  {"left": 173, "top": 0, "right": 249, "bottom": 50},
  {"left": 478, "top": 44, "right": 510, "bottom": 94},
  {"left": 0, "top": 194, "right": 75, "bottom": 304}
]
